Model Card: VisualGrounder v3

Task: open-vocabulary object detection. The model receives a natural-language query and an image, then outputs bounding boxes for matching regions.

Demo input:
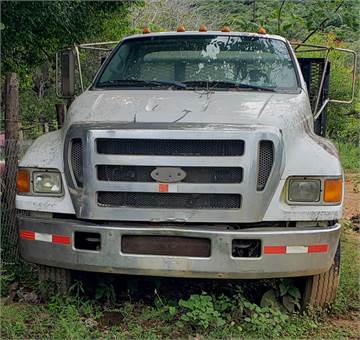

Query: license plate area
[121,235,211,257]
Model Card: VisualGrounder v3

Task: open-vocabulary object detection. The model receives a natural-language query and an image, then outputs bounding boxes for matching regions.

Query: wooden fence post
[2,72,20,262]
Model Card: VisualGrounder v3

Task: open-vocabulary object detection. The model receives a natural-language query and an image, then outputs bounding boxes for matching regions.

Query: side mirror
[61,50,75,98]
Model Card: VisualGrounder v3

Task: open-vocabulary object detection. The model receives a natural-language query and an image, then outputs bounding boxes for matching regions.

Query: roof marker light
[258,26,267,34]
[143,27,151,34]
[221,26,231,32]
[177,25,186,32]
[199,24,207,32]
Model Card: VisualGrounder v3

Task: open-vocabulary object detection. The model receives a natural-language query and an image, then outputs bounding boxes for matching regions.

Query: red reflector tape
[264,246,287,254]
[264,244,329,254]
[159,183,168,192]
[19,230,71,245]
[19,230,35,240]
[308,244,328,253]
[52,234,71,245]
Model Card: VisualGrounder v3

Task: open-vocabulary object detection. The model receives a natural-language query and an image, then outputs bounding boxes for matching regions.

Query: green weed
[178,292,226,331]
[332,228,360,313]
[336,142,360,172]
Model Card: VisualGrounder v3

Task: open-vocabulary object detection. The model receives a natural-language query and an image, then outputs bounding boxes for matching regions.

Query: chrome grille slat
[93,182,244,194]
[93,155,243,167]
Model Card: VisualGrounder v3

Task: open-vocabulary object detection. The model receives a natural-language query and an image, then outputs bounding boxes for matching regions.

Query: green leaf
[288,286,301,300]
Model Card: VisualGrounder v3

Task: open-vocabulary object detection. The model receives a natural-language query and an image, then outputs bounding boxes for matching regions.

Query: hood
[65,89,311,130]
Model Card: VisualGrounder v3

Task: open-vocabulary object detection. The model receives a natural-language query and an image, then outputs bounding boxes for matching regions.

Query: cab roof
[122,31,288,43]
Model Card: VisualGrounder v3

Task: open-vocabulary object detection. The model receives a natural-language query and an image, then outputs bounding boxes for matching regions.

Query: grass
[336,142,360,173]
[1,227,359,339]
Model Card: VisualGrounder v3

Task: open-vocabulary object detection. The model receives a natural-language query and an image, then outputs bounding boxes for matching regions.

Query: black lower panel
[121,235,211,257]
[97,192,241,209]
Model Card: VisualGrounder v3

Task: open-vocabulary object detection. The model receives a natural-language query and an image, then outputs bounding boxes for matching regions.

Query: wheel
[302,243,340,308]
[38,264,72,298]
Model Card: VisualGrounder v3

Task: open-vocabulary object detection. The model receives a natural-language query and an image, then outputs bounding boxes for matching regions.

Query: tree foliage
[132,0,359,42]
[1,1,134,75]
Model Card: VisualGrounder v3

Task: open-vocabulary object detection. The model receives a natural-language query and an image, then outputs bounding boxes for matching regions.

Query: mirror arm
[329,48,357,105]
[314,98,330,120]
[313,49,331,115]
[74,44,84,93]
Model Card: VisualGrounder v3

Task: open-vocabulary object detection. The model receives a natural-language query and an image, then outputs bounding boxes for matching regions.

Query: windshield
[96,35,299,92]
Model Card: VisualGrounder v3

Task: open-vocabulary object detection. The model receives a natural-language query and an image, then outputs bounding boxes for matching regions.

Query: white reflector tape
[35,232,52,242]
[286,246,308,254]
[20,230,71,245]
[168,184,178,192]
[264,243,328,254]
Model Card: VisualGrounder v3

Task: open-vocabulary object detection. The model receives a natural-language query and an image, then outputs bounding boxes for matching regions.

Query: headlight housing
[286,177,342,205]
[17,168,63,196]
[288,179,321,202]
[33,171,62,194]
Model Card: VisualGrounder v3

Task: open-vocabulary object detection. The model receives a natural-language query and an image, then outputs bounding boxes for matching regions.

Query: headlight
[33,171,62,194]
[288,179,321,202]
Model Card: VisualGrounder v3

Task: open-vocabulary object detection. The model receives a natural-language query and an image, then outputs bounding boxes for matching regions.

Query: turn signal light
[199,24,207,32]
[324,178,342,203]
[16,169,30,193]
[177,25,186,32]
[221,26,231,32]
[258,27,267,34]
[143,27,151,34]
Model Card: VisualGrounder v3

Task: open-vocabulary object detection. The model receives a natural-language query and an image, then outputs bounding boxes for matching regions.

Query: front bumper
[18,216,340,279]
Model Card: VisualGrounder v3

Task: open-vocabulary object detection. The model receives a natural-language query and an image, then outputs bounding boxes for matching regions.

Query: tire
[302,243,340,308]
[38,265,72,297]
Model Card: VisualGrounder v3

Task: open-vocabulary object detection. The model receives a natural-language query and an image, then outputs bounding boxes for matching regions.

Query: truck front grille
[97,165,243,184]
[97,138,244,156]
[97,192,241,209]
[65,124,282,222]
[257,140,274,191]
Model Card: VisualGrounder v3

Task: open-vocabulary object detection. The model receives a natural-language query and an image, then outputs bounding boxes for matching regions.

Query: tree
[1,1,134,76]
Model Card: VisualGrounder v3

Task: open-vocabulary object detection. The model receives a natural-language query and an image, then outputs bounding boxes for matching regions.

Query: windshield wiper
[97,79,187,89]
[183,80,277,92]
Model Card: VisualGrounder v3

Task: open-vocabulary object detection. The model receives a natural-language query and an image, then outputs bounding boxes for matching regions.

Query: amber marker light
[16,169,30,193]
[258,26,267,34]
[177,25,186,32]
[143,27,151,34]
[221,26,231,32]
[199,24,207,32]
[323,178,343,203]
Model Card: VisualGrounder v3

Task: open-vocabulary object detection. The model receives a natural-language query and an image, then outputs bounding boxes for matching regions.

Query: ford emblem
[151,167,186,183]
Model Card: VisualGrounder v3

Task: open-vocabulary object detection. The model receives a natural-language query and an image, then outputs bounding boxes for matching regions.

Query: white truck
[16,29,357,306]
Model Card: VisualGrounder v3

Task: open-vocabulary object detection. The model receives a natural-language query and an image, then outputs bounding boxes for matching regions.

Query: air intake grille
[70,139,83,187]
[97,192,241,209]
[257,141,274,191]
[97,138,244,156]
[97,165,243,184]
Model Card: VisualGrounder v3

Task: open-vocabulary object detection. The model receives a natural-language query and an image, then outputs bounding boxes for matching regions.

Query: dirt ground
[331,174,359,336]
[343,174,359,220]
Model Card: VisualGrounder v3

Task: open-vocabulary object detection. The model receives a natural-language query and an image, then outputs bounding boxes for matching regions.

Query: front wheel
[302,243,340,307]
[38,265,72,299]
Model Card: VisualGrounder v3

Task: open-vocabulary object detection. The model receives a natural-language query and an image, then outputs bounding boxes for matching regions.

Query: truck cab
[16,30,356,305]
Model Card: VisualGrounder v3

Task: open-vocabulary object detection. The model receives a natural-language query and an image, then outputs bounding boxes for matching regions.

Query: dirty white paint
[16,32,342,221]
